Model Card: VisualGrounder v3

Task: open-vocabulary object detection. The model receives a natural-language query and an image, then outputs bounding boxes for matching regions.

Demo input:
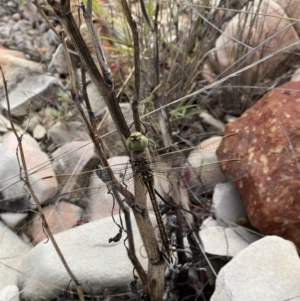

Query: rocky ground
[1,0,300,301]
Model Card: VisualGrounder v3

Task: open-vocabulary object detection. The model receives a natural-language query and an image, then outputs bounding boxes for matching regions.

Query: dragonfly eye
[126,132,149,151]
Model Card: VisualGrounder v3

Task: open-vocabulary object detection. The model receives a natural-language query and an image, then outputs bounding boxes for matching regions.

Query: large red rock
[221,81,300,248]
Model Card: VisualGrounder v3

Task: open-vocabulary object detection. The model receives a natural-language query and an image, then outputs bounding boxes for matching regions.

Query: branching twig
[47,0,130,144]
[59,29,148,287]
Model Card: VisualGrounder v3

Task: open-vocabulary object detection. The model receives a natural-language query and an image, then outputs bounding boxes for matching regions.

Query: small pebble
[12,13,20,22]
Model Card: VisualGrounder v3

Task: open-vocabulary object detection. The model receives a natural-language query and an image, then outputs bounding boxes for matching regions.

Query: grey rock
[18,213,154,300]
[0,48,45,90]
[50,140,98,208]
[211,236,300,301]
[0,131,58,211]
[47,121,90,146]
[2,75,59,116]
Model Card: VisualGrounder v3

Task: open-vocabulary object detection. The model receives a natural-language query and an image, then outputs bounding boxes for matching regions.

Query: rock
[1,75,60,117]
[0,131,58,211]
[0,114,22,134]
[204,0,299,84]
[27,201,83,243]
[97,104,132,156]
[0,221,31,290]
[200,226,260,257]
[274,0,300,35]
[212,183,247,227]
[52,45,80,75]
[85,81,106,114]
[0,212,27,229]
[0,46,45,89]
[63,155,156,222]
[199,112,225,131]
[50,140,98,209]
[47,121,90,146]
[186,136,221,172]
[86,156,131,221]
[52,140,98,175]
[32,124,46,140]
[21,114,41,135]
[18,213,154,300]
[0,285,19,301]
[221,81,300,249]
[291,67,300,82]
[210,236,300,301]
[185,134,255,194]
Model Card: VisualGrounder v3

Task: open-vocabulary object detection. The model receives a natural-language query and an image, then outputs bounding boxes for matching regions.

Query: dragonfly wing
[185,159,256,194]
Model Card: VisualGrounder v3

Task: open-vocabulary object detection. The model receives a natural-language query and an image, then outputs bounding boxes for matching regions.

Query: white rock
[211,236,300,301]
[86,81,106,113]
[87,156,153,221]
[33,124,46,140]
[0,285,20,301]
[0,131,58,210]
[200,226,260,257]
[87,156,131,221]
[0,115,22,134]
[0,222,31,290]
[199,112,225,131]
[18,213,155,300]
[185,136,222,192]
[212,183,247,227]
[0,212,27,229]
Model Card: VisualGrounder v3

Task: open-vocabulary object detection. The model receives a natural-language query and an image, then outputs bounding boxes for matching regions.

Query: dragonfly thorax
[131,158,154,184]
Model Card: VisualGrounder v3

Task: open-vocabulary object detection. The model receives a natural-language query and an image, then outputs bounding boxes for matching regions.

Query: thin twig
[59,26,148,287]
[47,0,130,143]
[0,66,86,301]
[81,1,113,83]
[120,0,141,132]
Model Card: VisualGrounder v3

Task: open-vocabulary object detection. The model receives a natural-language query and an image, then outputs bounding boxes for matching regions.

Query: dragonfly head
[126,132,149,152]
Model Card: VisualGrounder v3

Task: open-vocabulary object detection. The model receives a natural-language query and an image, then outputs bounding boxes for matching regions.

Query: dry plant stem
[151,3,172,146]
[121,2,166,299]
[46,1,166,297]
[59,32,148,286]
[47,0,130,143]
[82,1,113,83]
[0,66,86,301]
[120,0,141,132]
[80,66,97,132]
[32,0,60,37]
[140,4,177,143]
[133,165,165,300]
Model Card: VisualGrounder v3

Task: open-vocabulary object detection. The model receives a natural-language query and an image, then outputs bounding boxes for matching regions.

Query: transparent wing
[0,132,255,219]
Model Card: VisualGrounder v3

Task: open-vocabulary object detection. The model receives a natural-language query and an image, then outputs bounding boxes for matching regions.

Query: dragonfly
[0,131,256,266]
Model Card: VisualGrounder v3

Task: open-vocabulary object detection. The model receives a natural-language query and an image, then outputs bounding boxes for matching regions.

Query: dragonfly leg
[123,198,147,217]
